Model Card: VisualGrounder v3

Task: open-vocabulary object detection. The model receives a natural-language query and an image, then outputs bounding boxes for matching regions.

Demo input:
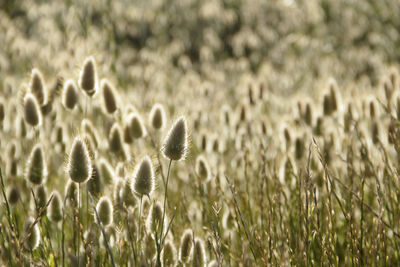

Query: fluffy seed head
[96,196,113,226]
[7,185,20,206]
[162,240,177,266]
[65,180,78,206]
[24,217,40,250]
[146,201,164,235]
[195,155,210,181]
[26,144,47,185]
[79,56,98,96]
[35,185,48,213]
[99,158,114,185]
[109,123,124,154]
[131,156,154,197]
[67,136,92,184]
[161,116,188,161]
[29,68,47,106]
[149,103,166,130]
[87,164,102,197]
[49,191,63,223]
[101,79,118,114]
[24,93,42,127]
[62,79,78,110]
[192,238,206,267]
[179,229,193,263]
[121,178,137,208]
[128,112,146,139]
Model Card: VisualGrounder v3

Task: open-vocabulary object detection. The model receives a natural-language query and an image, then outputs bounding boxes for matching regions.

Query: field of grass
[1,0,400,266]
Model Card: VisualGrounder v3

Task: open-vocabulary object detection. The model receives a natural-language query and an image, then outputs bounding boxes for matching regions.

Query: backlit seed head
[121,178,137,208]
[195,155,210,181]
[109,123,124,154]
[161,116,188,161]
[62,79,78,110]
[149,103,166,130]
[113,178,124,208]
[29,68,47,106]
[24,217,40,250]
[208,260,218,267]
[81,119,99,148]
[179,229,193,263]
[67,136,92,184]
[162,240,177,266]
[96,196,113,226]
[192,238,206,267]
[131,156,154,197]
[99,158,114,185]
[49,191,63,223]
[87,164,102,198]
[35,185,48,213]
[79,56,98,96]
[101,79,118,114]
[7,185,20,206]
[65,180,78,206]
[123,123,133,144]
[26,144,47,185]
[128,112,146,139]
[24,93,42,127]
[146,201,164,235]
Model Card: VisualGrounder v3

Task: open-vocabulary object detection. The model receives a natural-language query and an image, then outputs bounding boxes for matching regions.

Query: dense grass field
[1,0,400,266]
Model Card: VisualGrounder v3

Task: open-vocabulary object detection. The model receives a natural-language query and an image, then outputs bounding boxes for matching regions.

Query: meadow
[1,0,400,266]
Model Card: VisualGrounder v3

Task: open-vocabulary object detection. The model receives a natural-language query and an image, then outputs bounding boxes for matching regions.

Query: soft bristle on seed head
[67,136,92,184]
[62,79,78,110]
[87,164,102,197]
[161,116,188,161]
[179,229,193,263]
[79,56,97,96]
[24,92,42,127]
[101,79,118,114]
[26,144,47,185]
[29,68,47,106]
[131,156,154,197]
[96,196,113,226]
[149,103,166,130]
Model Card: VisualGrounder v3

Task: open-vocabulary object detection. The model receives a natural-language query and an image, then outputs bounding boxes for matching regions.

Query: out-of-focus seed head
[149,103,166,130]
[179,229,193,263]
[35,185,48,213]
[79,56,98,97]
[65,179,78,207]
[26,144,47,185]
[113,178,124,209]
[195,155,210,181]
[162,240,177,266]
[121,178,137,208]
[49,191,63,223]
[161,116,188,161]
[24,217,40,250]
[87,164,102,198]
[7,185,20,206]
[146,201,163,235]
[99,158,114,185]
[24,93,42,127]
[29,68,47,106]
[123,123,133,144]
[131,156,154,197]
[192,238,206,267]
[81,119,99,148]
[96,196,113,226]
[67,136,92,184]
[128,112,146,139]
[62,79,78,110]
[109,123,124,154]
[101,79,118,114]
